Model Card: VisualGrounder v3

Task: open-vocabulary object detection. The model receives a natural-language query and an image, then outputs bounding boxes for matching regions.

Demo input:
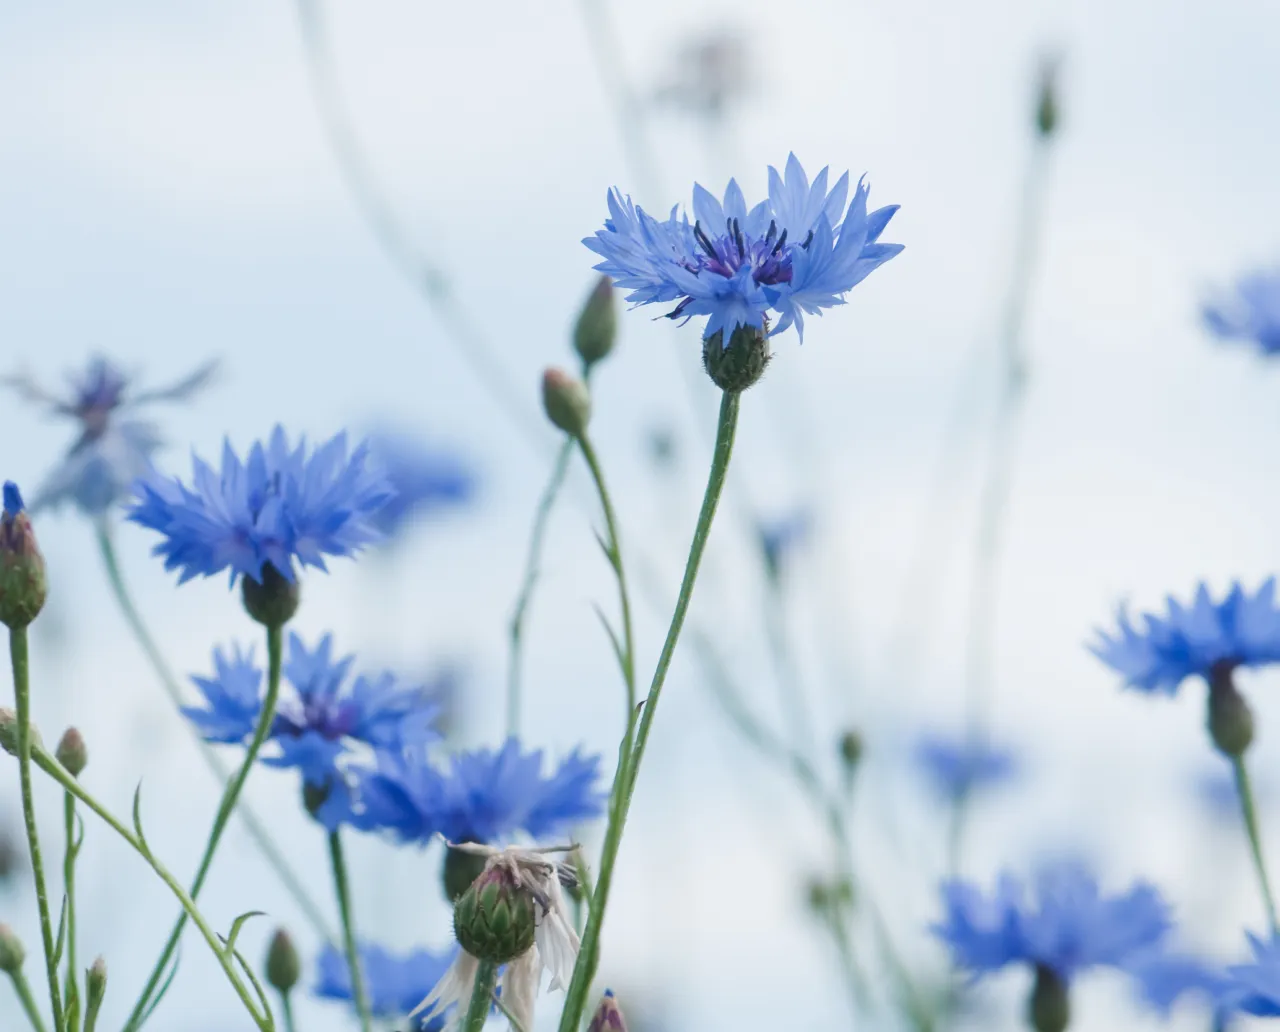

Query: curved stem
[10,628,64,1031]
[94,524,332,943]
[125,624,285,1030]
[462,961,497,1032]
[558,390,740,1032]
[1233,755,1279,933]
[327,831,371,1032]
[8,969,50,1032]
[61,792,79,1032]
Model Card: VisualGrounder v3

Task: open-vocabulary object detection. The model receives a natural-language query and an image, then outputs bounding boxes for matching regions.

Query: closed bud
[1208,665,1254,758]
[542,368,592,437]
[0,707,39,756]
[0,923,25,973]
[839,729,863,772]
[1034,57,1061,138]
[442,843,488,903]
[56,727,88,777]
[1027,964,1069,1032]
[702,322,770,392]
[574,276,618,368]
[265,929,300,994]
[453,862,537,964]
[241,562,300,628]
[0,483,47,629]
[85,956,108,1022]
[589,990,629,1032]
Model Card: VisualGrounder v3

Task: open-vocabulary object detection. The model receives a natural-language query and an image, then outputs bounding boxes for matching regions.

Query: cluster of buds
[542,276,618,439]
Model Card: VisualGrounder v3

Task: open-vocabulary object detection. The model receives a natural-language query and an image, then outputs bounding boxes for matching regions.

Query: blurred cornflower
[585,153,902,341]
[354,738,604,845]
[1127,949,1239,1023]
[757,509,811,582]
[183,632,442,828]
[3,355,216,515]
[1223,932,1280,1017]
[1203,268,1280,356]
[315,941,456,1031]
[367,429,475,541]
[129,426,393,585]
[914,733,1018,802]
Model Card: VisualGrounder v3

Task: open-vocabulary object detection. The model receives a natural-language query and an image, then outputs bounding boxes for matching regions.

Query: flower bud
[453,862,537,964]
[1034,57,1060,138]
[0,923,25,973]
[442,843,488,903]
[85,956,108,1020]
[589,990,629,1032]
[0,707,40,756]
[574,276,618,368]
[55,727,88,777]
[839,729,863,773]
[241,562,300,628]
[1208,666,1254,757]
[1027,964,1069,1032]
[0,483,47,629]
[542,368,592,437]
[702,322,770,393]
[265,929,300,994]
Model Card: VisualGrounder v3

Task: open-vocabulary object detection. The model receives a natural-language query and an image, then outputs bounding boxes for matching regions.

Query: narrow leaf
[52,893,69,965]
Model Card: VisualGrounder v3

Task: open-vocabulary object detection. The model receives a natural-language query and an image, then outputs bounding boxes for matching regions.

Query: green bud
[0,923,25,973]
[442,843,488,903]
[574,276,618,368]
[839,729,863,776]
[1208,665,1254,758]
[241,562,299,628]
[0,483,47,629]
[0,707,40,756]
[1034,57,1060,138]
[1027,964,1069,1032]
[589,990,629,1032]
[542,368,592,437]
[453,863,537,964]
[84,956,107,1026]
[56,727,88,777]
[265,929,300,994]
[702,322,770,393]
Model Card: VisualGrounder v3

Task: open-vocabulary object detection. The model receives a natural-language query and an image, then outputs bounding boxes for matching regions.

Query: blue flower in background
[315,941,456,1031]
[354,738,605,844]
[183,632,442,828]
[129,426,394,584]
[367,429,476,540]
[584,153,902,341]
[1203,268,1280,356]
[3,355,216,516]
[1127,950,1238,1022]
[914,734,1018,801]
[1090,580,1280,695]
[757,509,811,580]
[1223,933,1280,1017]
[933,860,1171,984]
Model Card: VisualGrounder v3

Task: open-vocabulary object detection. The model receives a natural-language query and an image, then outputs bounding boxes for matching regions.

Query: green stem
[124,623,286,1031]
[94,523,332,943]
[1233,755,1279,933]
[278,994,296,1032]
[22,743,268,1028]
[10,628,64,1031]
[462,961,497,1032]
[328,831,371,1032]
[558,390,740,1032]
[8,969,50,1032]
[62,793,79,1032]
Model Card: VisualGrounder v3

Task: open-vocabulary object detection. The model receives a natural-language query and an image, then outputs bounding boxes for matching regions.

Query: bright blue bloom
[315,941,456,1031]
[1090,579,1280,695]
[354,738,605,844]
[3,356,216,515]
[1203,268,1280,356]
[368,430,475,540]
[933,860,1172,984]
[3,484,21,518]
[183,632,442,829]
[584,153,902,341]
[914,734,1017,801]
[129,426,394,584]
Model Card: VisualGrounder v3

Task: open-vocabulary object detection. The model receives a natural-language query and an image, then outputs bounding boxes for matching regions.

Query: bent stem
[94,523,332,942]
[125,623,286,1030]
[1233,755,1279,933]
[8,968,50,1032]
[558,390,740,1032]
[462,961,497,1032]
[328,831,371,1032]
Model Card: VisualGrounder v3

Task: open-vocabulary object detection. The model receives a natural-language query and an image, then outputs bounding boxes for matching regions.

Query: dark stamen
[802,229,814,250]
[771,228,788,255]
[693,222,719,261]
[732,218,745,260]
[764,219,777,247]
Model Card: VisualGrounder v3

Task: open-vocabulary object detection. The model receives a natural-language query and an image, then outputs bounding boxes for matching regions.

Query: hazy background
[2,0,1280,1028]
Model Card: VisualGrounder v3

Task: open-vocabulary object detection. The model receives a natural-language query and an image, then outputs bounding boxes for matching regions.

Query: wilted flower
[367,430,475,541]
[3,356,216,515]
[914,733,1018,802]
[315,941,456,1031]
[1203,268,1280,356]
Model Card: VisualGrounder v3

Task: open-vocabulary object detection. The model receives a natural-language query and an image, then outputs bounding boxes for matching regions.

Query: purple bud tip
[604,990,615,998]
[1,483,21,518]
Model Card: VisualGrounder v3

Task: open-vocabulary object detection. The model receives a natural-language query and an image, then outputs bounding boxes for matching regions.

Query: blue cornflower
[1090,580,1280,695]
[933,860,1171,985]
[914,733,1017,802]
[584,153,902,341]
[129,426,394,584]
[354,738,605,845]
[757,509,811,580]
[1223,932,1280,1017]
[367,429,475,540]
[3,356,216,516]
[1127,949,1239,1023]
[1203,268,1280,356]
[183,632,442,828]
[315,941,456,1031]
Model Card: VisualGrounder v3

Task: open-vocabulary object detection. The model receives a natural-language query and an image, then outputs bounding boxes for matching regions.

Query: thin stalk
[61,793,79,1032]
[558,391,740,1032]
[1233,755,1279,933]
[94,523,332,942]
[462,961,497,1032]
[10,628,64,1031]
[8,969,50,1032]
[328,831,371,1032]
[278,994,296,1032]
[124,624,285,1030]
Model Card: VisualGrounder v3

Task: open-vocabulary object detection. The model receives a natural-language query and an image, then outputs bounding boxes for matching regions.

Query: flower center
[689,217,801,288]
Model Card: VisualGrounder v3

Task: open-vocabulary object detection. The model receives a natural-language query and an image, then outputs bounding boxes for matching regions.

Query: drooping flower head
[914,733,1018,802]
[585,153,902,343]
[1203,268,1280,357]
[183,632,443,828]
[367,430,475,541]
[129,426,394,585]
[315,942,457,1031]
[3,356,216,515]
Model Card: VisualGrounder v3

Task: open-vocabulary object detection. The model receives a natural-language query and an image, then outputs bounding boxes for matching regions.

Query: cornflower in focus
[315,941,456,1031]
[367,429,476,541]
[1203,268,1280,356]
[3,355,216,515]
[914,733,1018,802]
